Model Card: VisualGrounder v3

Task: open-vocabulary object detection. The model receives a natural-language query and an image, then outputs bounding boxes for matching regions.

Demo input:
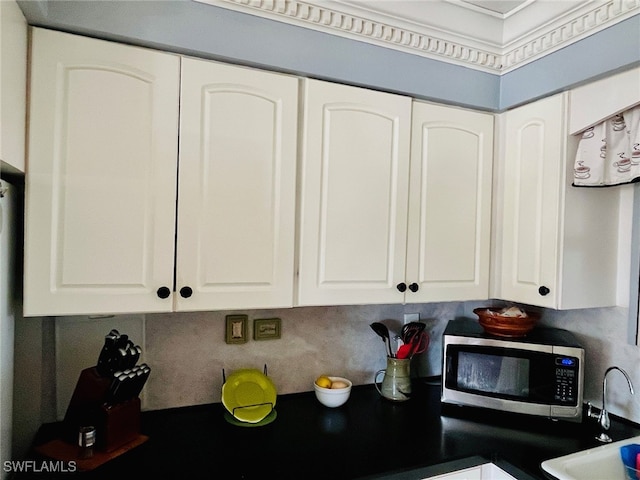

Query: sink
[541,435,640,480]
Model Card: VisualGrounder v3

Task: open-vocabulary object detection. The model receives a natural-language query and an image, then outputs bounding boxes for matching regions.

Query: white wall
[539,307,640,422]
[0,181,16,478]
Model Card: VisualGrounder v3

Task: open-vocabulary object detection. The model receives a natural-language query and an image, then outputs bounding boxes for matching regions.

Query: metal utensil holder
[230,402,275,419]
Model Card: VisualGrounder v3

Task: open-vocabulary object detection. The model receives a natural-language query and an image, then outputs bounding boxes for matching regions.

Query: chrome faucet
[587,366,634,443]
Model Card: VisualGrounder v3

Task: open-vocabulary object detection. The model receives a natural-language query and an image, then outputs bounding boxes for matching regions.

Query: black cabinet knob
[180,286,193,298]
[396,283,407,293]
[408,283,419,293]
[156,286,171,299]
[538,286,550,296]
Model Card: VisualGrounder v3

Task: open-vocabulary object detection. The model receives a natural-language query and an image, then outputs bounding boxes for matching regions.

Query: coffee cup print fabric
[573,106,640,187]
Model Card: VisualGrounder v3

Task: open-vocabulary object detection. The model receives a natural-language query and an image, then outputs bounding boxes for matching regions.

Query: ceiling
[198,0,640,73]
[459,0,529,15]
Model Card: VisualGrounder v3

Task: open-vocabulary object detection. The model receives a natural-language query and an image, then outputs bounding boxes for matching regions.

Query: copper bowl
[473,307,539,337]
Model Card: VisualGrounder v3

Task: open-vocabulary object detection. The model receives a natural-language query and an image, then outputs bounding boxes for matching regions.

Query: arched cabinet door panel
[497,94,564,308]
[406,102,494,302]
[24,29,179,316]
[175,57,298,311]
[297,78,412,306]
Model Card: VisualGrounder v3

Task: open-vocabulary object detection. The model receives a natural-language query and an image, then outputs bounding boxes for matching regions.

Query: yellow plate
[224,409,277,427]
[222,369,277,423]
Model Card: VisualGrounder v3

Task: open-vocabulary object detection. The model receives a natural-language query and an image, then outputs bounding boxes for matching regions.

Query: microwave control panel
[554,356,580,405]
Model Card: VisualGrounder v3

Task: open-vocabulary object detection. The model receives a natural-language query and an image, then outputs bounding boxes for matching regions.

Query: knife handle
[131,366,151,399]
[104,372,128,406]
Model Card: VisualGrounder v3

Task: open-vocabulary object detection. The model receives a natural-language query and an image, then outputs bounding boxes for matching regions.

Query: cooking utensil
[401,321,425,344]
[408,331,429,357]
[396,331,429,359]
[396,322,430,359]
[370,322,393,357]
[395,343,412,359]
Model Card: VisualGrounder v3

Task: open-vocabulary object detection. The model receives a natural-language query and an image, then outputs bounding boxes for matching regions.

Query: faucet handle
[587,401,610,429]
[600,409,611,431]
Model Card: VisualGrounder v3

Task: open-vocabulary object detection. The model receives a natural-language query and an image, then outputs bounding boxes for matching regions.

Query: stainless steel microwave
[441,319,585,422]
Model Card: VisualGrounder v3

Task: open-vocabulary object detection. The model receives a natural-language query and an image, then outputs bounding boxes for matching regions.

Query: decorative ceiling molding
[197,0,640,74]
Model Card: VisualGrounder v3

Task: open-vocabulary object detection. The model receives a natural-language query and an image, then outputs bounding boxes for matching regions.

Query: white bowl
[314,376,352,408]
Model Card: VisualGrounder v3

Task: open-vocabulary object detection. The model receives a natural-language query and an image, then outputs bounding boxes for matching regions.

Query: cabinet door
[297,79,412,306]
[497,94,565,308]
[24,29,179,316]
[175,58,298,311]
[0,0,27,173]
[406,102,493,302]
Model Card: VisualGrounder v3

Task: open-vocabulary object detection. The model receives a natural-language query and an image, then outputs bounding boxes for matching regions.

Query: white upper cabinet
[25,29,627,315]
[0,0,27,173]
[24,29,300,316]
[297,82,493,307]
[494,93,622,309]
[297,79,412,306]
[175,57,298,311]
[24,29,180,316]
[495,94,564,308]
[407,102,493,302]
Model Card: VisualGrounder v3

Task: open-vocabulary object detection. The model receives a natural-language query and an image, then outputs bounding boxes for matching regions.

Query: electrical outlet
[404,313,419,324]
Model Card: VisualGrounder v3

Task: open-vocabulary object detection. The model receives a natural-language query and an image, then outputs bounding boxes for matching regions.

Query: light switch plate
[253,318,281,340]
[225,315,248,344]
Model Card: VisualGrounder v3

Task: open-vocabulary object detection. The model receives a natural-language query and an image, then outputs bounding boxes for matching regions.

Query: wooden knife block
[99,398,141,452]
[64,367,142,452]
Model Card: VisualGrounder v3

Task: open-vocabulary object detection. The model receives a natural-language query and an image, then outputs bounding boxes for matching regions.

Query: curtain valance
[573,105,640,187]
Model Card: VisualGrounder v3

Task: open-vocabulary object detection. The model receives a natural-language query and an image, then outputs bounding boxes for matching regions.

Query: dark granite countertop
[18,379,640,479]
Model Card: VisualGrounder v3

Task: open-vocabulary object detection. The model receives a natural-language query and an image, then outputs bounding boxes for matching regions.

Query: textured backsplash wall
[12,301,639,459]
[538,306,640,423]
[43,301,639,417]
[142,302,475,411]
[39,302,483,419]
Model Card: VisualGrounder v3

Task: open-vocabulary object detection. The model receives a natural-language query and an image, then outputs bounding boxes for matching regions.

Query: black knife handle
[104,372,128,406]
[96,332,119,376]
[131,366,151,399]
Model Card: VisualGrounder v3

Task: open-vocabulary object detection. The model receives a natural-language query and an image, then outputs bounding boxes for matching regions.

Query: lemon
[315,375,332,388]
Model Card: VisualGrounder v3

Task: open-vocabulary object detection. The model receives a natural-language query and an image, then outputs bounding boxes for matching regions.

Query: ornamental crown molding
[196,0,640,74]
